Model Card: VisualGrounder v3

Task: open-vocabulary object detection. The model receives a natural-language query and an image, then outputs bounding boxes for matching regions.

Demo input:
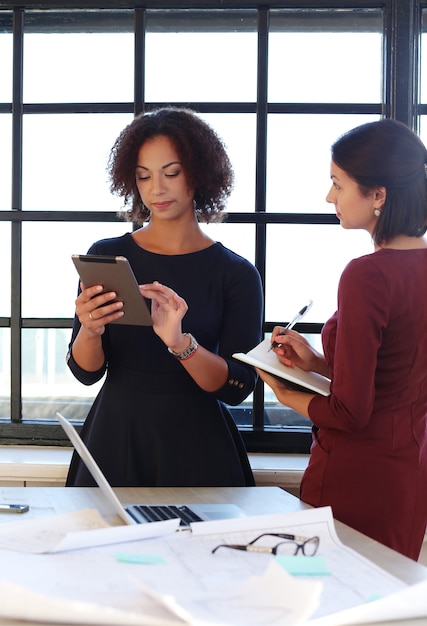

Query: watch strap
[168,333,199,360]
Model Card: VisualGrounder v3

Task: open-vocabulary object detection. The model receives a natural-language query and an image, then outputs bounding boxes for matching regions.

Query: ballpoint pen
[268,299,313,351]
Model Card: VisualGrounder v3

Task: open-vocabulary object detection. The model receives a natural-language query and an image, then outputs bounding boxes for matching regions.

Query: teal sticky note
[115,551,165,565]
[367,594,382,602]
[276,555,330,576]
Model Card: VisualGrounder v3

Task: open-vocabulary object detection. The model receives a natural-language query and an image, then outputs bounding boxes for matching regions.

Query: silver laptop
[57,413,245,529]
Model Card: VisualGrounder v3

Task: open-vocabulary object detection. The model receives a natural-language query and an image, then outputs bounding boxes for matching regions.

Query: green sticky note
[276,555,330,576]
[115,551,165,565]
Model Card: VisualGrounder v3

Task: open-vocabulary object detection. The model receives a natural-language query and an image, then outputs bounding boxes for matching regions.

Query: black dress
[66,233,263,487]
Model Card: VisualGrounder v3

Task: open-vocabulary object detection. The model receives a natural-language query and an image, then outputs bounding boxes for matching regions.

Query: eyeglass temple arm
[212,544,248,554]
[258,533,317,543]
[212,543,275,554]
[267,533,310,542]
[246,545,275,554]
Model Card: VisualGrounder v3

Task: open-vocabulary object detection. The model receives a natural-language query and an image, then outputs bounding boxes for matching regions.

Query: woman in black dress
[66,107,263,487]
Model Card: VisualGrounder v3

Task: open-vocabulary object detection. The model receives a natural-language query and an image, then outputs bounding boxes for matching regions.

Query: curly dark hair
[107,107,234,224]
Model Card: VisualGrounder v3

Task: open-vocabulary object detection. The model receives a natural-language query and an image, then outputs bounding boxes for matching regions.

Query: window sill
[0,446,73,486]
[0,446,309,490]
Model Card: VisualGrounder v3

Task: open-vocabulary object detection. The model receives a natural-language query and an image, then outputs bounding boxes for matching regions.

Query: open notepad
[233,338,331,396]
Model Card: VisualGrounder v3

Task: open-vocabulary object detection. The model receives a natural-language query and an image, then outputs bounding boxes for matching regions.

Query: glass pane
[266,114,381,213]
[22,113,133,211]
[22,222,132,318]
[265,224,374,322]
[0,24,12,102]
[200,113,256,213]
[263,330,322,429]
[145,10,257,102]
[0,223,11,317]
[200,223,255,265]
[23,13,134,103]
[22,328,103,422]
[229,401,253,428]
[420,14,427,102]
[419,117,427,147]
[0,329,10,419]
[269,10,383,103]
[0,115,12,210]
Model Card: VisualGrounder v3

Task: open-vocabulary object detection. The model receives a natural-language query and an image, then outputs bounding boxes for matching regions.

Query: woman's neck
[132,218,214,255]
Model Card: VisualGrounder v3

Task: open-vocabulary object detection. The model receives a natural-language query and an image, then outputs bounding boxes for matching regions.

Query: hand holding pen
[268,300,313,352]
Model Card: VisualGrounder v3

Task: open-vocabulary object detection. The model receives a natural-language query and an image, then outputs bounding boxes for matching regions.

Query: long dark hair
[331,119,427,245]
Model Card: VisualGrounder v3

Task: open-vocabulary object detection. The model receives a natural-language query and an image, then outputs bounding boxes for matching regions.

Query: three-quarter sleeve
[66,344,107,386]
[66,241,108,385]
[211,257,263,406]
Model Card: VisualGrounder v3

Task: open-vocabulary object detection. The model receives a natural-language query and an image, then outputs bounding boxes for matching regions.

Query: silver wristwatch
[168,333,199,360]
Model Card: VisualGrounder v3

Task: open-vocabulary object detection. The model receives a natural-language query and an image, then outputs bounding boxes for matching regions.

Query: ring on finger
[89,312,93,320]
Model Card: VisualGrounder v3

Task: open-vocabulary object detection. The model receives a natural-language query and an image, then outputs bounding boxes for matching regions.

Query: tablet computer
[72,254,152,326]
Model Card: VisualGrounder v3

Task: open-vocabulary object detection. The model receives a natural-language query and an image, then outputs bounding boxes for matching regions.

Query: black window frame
[0,0,423,450]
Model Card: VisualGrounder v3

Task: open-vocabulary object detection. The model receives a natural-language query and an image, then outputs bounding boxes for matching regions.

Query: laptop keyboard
[125,504,204,527]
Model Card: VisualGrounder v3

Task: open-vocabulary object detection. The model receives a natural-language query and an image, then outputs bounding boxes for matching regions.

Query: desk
[0,485,426,626]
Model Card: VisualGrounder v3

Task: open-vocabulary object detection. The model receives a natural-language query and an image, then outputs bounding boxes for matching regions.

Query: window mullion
[389,0,418,127]
[253,6,269,430]
[10,8,24,423]
[134,7,145,116]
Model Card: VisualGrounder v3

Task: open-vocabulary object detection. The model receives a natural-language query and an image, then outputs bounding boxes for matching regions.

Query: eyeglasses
[212,533,320,557]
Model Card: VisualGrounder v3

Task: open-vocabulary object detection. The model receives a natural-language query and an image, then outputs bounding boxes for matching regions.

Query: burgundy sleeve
[308,257,390,431]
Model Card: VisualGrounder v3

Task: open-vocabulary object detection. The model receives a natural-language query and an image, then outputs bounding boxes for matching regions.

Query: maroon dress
[302,248,427,560]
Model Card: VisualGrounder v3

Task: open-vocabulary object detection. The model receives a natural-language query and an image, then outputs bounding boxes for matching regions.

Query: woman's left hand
[256,368,294,399]
[256,368,313,419]
[139,281,188,348]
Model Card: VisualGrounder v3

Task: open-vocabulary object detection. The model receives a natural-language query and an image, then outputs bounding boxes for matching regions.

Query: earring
[374,208,381,217]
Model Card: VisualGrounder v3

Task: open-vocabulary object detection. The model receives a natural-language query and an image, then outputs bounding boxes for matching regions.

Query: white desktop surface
[0,485,425,626]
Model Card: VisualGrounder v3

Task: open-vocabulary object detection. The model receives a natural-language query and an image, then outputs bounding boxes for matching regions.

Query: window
[419,6,427,143]
[0,1,422,451]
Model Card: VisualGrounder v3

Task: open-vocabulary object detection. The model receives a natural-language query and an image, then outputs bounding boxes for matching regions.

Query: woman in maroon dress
[258,119,427,560]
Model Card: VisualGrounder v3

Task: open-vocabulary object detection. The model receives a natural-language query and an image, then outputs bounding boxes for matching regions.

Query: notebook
[233,338,331,396]
[56,413,245,529]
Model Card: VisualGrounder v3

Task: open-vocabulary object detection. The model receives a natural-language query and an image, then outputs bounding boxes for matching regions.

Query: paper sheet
[0,580,189,626]
[307,578,427,625]
[0,554,321,625]
[0,506,420,626]
[0,508,179,553]
[187,559,322,625]
[185,507,407,621]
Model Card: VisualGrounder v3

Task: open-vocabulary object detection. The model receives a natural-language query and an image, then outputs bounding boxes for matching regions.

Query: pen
[268,299,313,351]
[0,503,29,513]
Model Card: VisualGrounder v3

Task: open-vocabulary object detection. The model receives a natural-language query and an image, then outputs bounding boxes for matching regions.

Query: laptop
[56,413,245,529]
